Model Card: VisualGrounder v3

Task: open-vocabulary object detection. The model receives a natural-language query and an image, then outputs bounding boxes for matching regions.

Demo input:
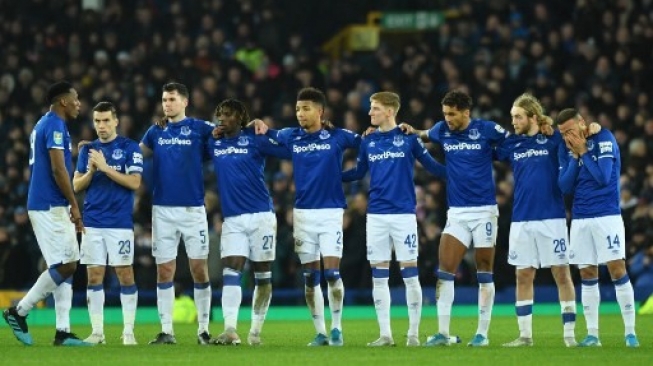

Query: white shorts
[80,227,135,266]
[443,206,498,249]
[569,215,626,265]
[28,207,79,266]
[366,213,418,262]
[152,205,209,264]
[221,211,276,262]
[293,208,344,264]
[508,219,569,268]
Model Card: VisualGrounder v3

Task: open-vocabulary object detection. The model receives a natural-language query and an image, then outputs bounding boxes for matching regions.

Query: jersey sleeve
[414,137,447,179]
[340,128,361,149]
[46,119,67,150]
[485,121,510,144]
[141,125,157,150]
[76,145,90,173]
[255,135,292,159]
[265,128,293,146]
[126,142,144,175]
[341,141,368,182]
[494,137,512,162]
[199,120,216,138]
[426,122,444,143]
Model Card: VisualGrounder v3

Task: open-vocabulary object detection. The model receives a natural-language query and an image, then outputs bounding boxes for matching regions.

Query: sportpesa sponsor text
[513,149,549,161]
[292,143,331,153]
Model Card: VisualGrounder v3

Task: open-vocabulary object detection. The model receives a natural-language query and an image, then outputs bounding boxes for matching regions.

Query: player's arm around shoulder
[399,122,431,142]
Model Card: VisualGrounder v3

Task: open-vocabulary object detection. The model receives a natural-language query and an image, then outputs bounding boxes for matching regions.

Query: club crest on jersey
[214,139,222,146]
[536,134,548,144]
[180,126,191,136]
[237,136,249,146]
[392,135,404,147]
[468,129,480,140]
[53,131,63,145]
[112,149,123,160]
[586,140,595,151]
[368,141,375,148]
[319,130,330,140]
[444,132,451,137]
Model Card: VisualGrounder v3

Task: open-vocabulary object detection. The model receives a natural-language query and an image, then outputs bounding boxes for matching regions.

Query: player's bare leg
[425,234,466,346]
[551,265,576,346]
[303,260,328,346]
[248,261,272,346]
[115,265,138,345]
[149,260,177,344]
[503,267,535,347]
[606,259,638,347]
[214,256,245,346]
[189,258,212,344]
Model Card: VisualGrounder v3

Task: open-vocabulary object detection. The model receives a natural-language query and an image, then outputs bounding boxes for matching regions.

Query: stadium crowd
[1,0,652,301]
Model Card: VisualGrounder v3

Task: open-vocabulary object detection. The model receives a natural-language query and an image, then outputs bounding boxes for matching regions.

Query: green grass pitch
[1,309,650,365]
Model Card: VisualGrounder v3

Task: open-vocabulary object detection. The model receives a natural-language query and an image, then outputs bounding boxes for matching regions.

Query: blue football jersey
[266,127,360,209]
[558,129,621,219]
[77,136,143,229]
[427,119,509,208]
[209,129,291,217]
[141,117,215,206]
[496,130,566,221]
[27,111,74,210]
[342,127,446,214]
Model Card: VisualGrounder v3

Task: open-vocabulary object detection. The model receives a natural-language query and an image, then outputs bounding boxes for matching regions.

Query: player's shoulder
[117,136,141,150]
[594,128,615,141]
[198,118,216,128]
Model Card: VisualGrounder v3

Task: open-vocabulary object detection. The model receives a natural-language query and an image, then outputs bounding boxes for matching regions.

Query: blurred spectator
[0,0,652,296]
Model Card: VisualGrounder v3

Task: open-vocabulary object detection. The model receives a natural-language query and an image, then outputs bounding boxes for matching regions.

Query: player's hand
[69,206,85,233]
[89,149,109,172]
[362,126,377,137]
[588,122,601,136]
[564,131,587,157]
[77,140,91,151]
[539,124,554,136]
[398,123,415,135]
[322,119,335,130]
[253,119,269,135]
[212,125,225,139]
[155,117,168,129]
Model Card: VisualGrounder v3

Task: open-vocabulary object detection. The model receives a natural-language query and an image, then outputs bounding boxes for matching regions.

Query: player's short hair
[370,92,401,115]
[46,81,74,104]
[215,99,250,128]
[555,108,580,125]
[92,101,117,118]
[297,87,327,108]
[162,82,189,99]
[513,93,552,126]
[441,90,473,111]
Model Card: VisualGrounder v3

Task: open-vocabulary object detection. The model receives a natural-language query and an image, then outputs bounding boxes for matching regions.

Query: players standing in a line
[3,81,91,346]
[254,87,360,346]
[342,92,446,347]
[557,108,639,347]
[73,102,142,345]
[208,99,291,346]
[139,82,215,345]
[401,90,509,347]
[494,94,577,347]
